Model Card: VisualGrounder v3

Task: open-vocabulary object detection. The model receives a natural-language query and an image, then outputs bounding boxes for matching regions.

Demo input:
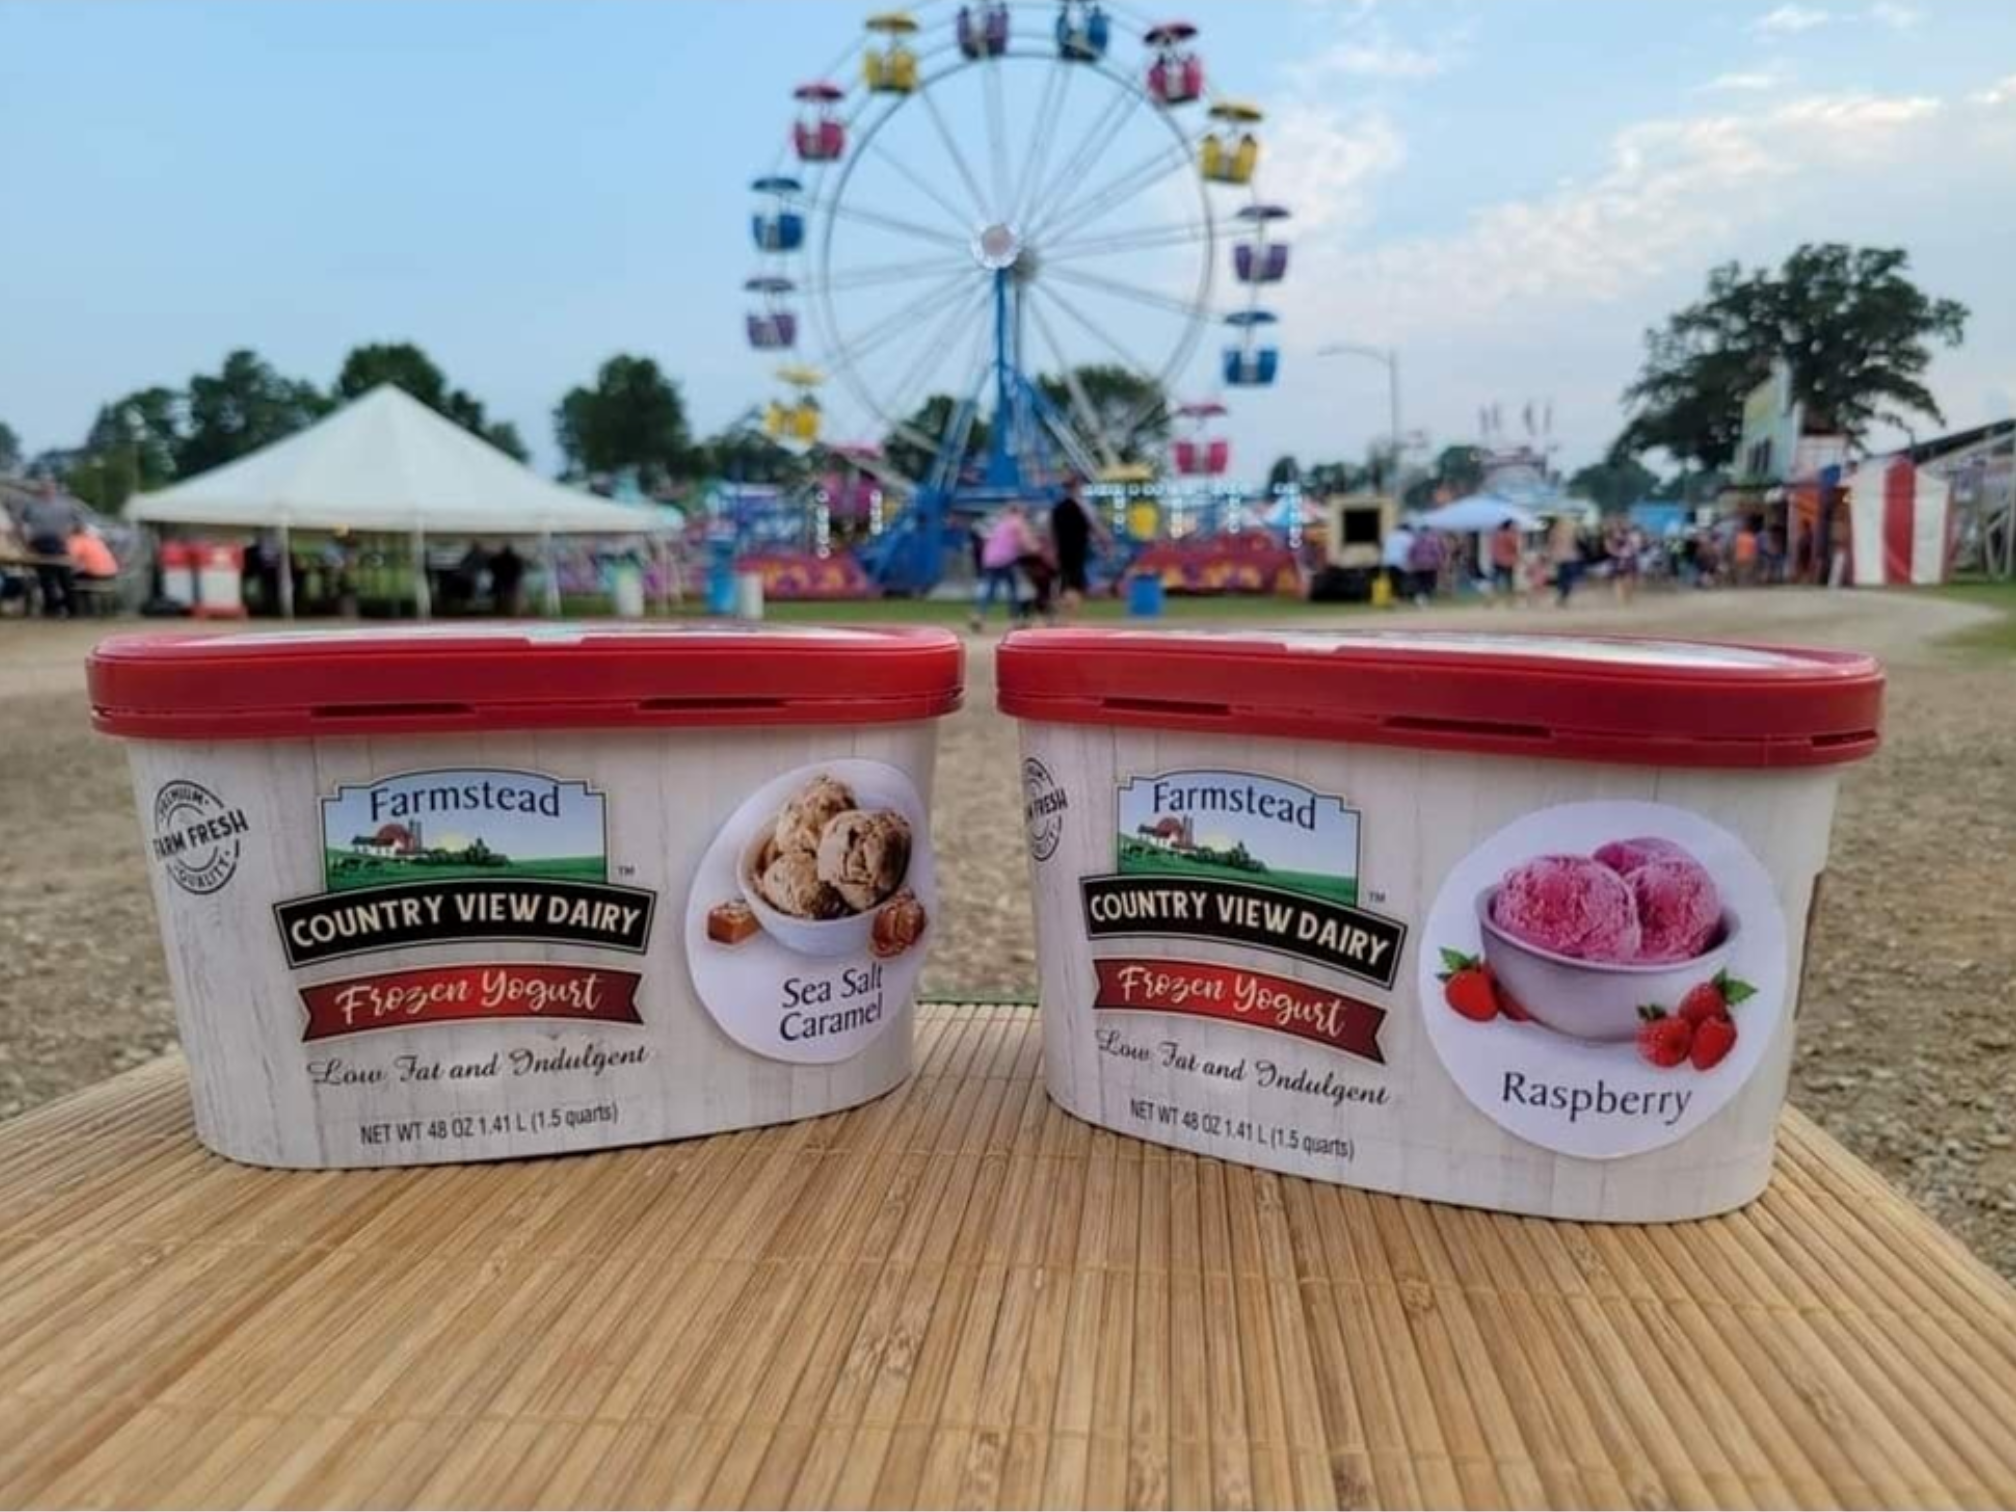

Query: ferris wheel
[740,1,1293,590]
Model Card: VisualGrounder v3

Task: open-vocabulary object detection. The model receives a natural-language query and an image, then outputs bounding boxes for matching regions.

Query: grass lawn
[1934,578,2016,657]
[323,852,607,892]
[1118,846,1360,906]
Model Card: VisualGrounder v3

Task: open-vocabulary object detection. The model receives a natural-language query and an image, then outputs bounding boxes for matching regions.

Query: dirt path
[6,589,2013,1275]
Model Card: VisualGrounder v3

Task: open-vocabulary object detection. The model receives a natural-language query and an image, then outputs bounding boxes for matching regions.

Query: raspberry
[1636,1007,1692,1068]
[1690,1015,1738,1071]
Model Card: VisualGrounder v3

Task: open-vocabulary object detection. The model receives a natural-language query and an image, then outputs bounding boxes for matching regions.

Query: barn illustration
[349,821,423,859]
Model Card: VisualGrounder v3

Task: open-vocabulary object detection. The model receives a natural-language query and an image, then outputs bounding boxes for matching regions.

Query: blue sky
[4,0,2014,481]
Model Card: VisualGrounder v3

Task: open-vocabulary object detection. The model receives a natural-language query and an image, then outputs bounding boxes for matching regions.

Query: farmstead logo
[273,768,655,968]
[1085,770,1405,987]
[319,769,608,891]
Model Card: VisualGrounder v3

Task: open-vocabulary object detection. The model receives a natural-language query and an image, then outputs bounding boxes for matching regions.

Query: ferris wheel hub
[971,222,1024,272]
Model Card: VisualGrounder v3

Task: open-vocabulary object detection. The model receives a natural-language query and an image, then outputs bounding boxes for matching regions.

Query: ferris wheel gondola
[736,1,1294,592]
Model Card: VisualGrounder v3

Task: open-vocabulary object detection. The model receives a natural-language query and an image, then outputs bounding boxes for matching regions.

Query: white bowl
[1476,886,1740,1042]
[738,829,883,959]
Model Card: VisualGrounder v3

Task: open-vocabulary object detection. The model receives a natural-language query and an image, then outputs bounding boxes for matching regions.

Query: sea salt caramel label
[685,758,935,1065]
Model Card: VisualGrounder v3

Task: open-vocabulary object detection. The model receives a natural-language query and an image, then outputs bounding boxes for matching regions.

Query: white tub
[90,623,962,1168]
[999,629,1883,1222]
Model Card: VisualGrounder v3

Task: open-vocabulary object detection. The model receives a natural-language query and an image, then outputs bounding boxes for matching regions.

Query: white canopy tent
[129,385,671,617]
[1417,494,1544,533]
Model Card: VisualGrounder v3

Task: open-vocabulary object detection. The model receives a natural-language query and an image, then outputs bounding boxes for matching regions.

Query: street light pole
[1317,342,1402,495]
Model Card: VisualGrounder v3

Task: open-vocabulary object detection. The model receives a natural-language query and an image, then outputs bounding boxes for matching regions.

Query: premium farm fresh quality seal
[999,628,1883,1222]
[90,623,961,1168]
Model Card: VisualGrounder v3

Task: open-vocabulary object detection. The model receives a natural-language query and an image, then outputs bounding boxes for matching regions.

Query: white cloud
[1869,1,1924,30]
[1970,73,2016,107]
[1256,104,1408,236]
[1753,4,1831,34]
[1699,69,1788,92]
[1308,39,1456,80]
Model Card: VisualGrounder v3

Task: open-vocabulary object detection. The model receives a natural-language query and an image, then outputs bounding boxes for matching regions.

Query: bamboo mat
[2,1004,2014,1510]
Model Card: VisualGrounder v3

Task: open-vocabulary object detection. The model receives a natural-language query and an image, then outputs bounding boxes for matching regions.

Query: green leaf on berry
[1714,970,1758,1007]
[1438,946,1480,981]
[1637,1003,1667,1022]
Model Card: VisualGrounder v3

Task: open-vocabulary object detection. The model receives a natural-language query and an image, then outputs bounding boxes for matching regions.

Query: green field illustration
[1117,835,1359,904]
[323,849,607,892]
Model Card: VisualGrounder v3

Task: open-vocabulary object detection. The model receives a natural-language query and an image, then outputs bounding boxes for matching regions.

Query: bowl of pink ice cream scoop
[1477,838,1737,1042]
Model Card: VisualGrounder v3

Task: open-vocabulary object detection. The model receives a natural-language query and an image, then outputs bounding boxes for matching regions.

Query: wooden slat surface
[1,1002,2013,1509]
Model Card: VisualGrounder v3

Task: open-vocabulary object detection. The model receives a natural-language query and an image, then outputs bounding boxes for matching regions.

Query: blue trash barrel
[705,538,738,616]
[1127,572,1165,618]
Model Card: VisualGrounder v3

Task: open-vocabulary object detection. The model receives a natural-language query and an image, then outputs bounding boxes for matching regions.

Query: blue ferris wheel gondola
[1056,1,1111,61]
[750,176,805,254]
[1223,309,1280,387]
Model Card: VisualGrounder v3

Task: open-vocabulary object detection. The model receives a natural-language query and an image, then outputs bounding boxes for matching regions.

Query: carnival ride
[735,1,1295,595]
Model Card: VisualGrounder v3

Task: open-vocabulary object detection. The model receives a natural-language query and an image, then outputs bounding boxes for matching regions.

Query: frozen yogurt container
[999,629,1882,1222]
[90,623,962,1168]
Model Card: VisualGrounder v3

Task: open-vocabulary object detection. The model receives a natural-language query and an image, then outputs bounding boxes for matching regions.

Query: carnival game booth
[129,385,669,618]
[1128,527,1301,596]
[1840,453,1954,587]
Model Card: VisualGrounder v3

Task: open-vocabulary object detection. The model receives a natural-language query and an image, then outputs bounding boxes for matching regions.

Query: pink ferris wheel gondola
[1145,20,1203,104]
[1172,399,1230,475]
[792,81,846,162]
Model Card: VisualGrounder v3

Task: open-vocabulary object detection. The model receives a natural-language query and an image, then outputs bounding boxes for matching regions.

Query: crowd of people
[1,479,123,618]
[1378,511,1792,610]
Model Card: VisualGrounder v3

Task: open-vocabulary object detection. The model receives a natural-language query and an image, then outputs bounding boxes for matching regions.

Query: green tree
[1614,244,1968,468]
[0,419,19,475]
[554,355,696,488]
[1266,455,1301,490]
[1567,456,1658,515]
[1035,364,1169,464]
[178,349,330,476]
[883,393,989,482]
[1304,459,1368,494]
[700,424,808,486]
[335,341,528,460]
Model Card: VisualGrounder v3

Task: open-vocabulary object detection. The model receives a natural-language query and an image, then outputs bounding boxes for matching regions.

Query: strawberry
[1678,970,1757,1027]
[1690,1015,1738,1071]
[1437,948,1499,1022]
[1636,1006,1692,1068]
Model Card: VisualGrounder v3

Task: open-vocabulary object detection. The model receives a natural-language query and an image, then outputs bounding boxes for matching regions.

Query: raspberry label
[1419,800,1788,1160]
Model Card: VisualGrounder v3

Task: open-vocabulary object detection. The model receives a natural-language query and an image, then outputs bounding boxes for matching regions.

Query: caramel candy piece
[870,889,928,959]
[707,899,761,946]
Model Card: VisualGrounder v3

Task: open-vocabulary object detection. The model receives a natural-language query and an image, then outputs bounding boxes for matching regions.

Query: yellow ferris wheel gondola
[864,11,920,94]
[766,365,825,444]
[1201,100,1263,185]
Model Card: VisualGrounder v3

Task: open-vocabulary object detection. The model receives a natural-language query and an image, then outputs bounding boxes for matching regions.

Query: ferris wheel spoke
[875,283,994,430]
[1029,282,1167,414]
[982,57,1012,221]
[1044,263,1211,320]
[806,253,974,294]
[1008,60,1071,228]
[1025,295,1121,468]
[1018,83,1139,242]
[1045,219,1217,261]
[864,137,986,236]
[1033,137,1202,245]
[915,82,994,224]
[826,270,976,372]
[816,196,973,253]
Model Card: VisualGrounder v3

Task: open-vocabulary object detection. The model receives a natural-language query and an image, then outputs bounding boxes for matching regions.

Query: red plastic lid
[997,629,1883,769]
[91,624,963,740]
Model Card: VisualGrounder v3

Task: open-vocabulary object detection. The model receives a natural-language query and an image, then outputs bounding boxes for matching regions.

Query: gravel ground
[5,589,2013,1277]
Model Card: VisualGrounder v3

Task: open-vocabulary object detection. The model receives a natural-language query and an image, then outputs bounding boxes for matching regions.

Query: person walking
[971,503,1038,632]
[1607,522,1640,605]
[1548,512,1582,608]
[1049,485,1099,622]
[1406,527,1446,606]
[1380,520,1416,604]
[1489,518,1522,604]
[21,479,84,618]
